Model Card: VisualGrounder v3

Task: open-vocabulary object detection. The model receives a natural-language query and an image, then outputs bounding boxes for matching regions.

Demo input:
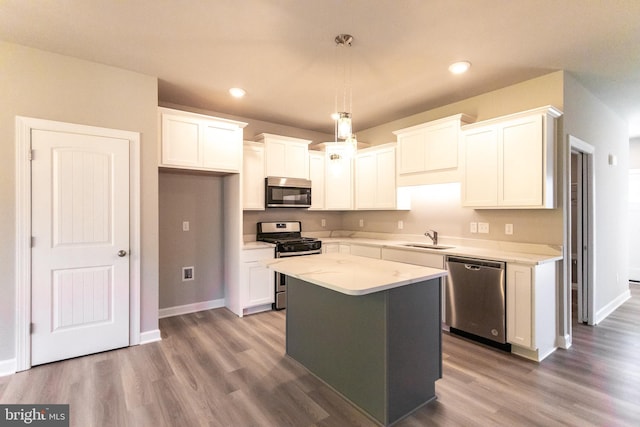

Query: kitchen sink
[401,243,454,250]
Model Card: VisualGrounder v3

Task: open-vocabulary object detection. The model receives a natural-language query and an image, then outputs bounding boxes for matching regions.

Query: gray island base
[286,275,442,426]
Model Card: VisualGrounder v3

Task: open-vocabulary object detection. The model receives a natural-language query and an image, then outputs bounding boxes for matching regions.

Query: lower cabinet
[506,262,557,361]
[322,242,351,254]
[349,244,381,259]
[240,248,275,316]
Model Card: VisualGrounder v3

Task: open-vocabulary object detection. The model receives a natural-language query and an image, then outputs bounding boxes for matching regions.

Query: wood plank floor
[2,284,639,426]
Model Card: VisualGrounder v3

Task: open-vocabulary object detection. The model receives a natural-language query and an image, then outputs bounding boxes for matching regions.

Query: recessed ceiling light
[229,87,246,98]
[448,61,471,75]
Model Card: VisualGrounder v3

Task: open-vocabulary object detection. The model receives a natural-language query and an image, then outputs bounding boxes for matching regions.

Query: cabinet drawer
[242,247,274,262]
[381,247,444,268]
[350,244,381,259]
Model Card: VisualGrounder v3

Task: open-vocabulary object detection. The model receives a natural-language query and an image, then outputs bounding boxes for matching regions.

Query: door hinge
[31,236,35,248]
[28,149,34,161]
[30,323,34,334]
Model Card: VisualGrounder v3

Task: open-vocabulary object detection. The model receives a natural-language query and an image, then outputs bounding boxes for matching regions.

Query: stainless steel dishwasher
[445,256,509,350]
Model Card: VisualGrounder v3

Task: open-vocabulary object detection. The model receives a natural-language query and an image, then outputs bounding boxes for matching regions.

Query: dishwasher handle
[446,256,505,270]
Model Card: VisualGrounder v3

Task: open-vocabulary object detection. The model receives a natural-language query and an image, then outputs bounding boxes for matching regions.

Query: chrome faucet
[424,229,438,245]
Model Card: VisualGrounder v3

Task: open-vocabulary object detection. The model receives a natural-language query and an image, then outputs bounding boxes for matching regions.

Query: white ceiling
[1,0,640,136]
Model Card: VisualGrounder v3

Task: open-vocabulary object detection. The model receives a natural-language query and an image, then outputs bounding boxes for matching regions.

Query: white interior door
[31,129,130,366]
[630,170,640,282]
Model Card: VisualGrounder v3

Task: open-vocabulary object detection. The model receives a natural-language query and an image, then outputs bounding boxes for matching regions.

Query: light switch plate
[478,222,489,233]
[397,220,403,230]
[470,222,478,233]
[182,221,190,231]
[505,224,513,235]
[321,219,326,227]
[359,219,364,227]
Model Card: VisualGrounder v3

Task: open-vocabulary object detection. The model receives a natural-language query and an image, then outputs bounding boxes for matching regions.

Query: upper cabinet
[308,150,326,210]
[159,107,247,173]
[355,143,397,210]
[255,133,311,179]
[324,146,354,210]
[242,141,265,210]
[461,106,562,209]
[393,114,474,186]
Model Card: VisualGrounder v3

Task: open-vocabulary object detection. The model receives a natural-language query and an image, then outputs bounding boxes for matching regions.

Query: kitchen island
[263,253,447,426]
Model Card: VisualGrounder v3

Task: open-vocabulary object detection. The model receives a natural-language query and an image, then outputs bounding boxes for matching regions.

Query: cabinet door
[246,262,274,307]
[398,130,426,174]
[425,120,459,171]
[243,143,265,210]
[375,147,397,209]
[265,140,287,177]
[506,264,533,348]
[325,151,353,210]
[161,114,201,168]
[462,126,498,206]
[355,152,376,209]
[286,143,309,179]
[499,115,543,206]
[202,123,241,172]
[309,151,325,210]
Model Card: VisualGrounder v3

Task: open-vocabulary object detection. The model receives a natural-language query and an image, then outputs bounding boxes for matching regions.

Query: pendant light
[329,33,357,160]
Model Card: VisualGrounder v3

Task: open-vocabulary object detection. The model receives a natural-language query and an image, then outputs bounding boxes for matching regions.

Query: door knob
[117,250,127,257]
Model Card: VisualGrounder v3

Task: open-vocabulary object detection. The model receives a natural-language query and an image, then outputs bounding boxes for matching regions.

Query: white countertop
[316,236,562,265]
[262,253,447,296]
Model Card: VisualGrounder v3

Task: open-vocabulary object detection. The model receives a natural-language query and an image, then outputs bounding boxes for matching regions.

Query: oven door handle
[277,250,322,257]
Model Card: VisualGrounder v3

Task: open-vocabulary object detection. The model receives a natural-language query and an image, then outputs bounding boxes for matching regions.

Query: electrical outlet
[505,224,513,235]
[359,219,364,227]
[182,266,194,281]
[397,220,403,230]
[182,221,190,231]
[321,219,326,227]
[470,222,478,233]
[478,222,489,233]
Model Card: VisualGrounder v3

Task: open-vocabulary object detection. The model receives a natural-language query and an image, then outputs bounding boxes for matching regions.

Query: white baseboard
[595,289,632,325]
[158,298,225,319]
[0,358,17,377]
[139,329,162,345]
[557,334,572,350]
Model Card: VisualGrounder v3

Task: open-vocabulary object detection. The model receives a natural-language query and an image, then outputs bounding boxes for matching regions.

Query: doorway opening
[568,136,595,329]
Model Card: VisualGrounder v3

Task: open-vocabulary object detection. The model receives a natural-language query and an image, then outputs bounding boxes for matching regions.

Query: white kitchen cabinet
[308,150,325,210]
[242,141,265,210]
[324,146,354,210]
[394,114,474,186]
[239,247,275,316]
[159,107,247,173]
[506,262,557,361]
[349,244,381,259]
[461,106,562,209]
[355,143,397,210]
[322,242,350,254]
[256,133,311,179]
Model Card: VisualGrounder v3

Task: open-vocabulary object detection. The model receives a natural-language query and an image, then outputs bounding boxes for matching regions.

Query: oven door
[274,250,321,309]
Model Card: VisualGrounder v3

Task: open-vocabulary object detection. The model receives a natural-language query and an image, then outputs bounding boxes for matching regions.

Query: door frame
[561,135,596,347]
[15,116,141,371]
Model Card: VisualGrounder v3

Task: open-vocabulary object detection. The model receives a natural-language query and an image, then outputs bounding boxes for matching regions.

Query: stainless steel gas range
[256,221,322,310]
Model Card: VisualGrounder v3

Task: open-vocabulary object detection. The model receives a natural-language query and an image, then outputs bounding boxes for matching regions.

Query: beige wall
[159,172,225,309]
[563,72,630,317]
[344,72,565,245]
[0,42,159,361]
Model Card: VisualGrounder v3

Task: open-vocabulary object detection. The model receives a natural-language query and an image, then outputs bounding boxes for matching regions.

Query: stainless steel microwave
[265,177,312,208]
